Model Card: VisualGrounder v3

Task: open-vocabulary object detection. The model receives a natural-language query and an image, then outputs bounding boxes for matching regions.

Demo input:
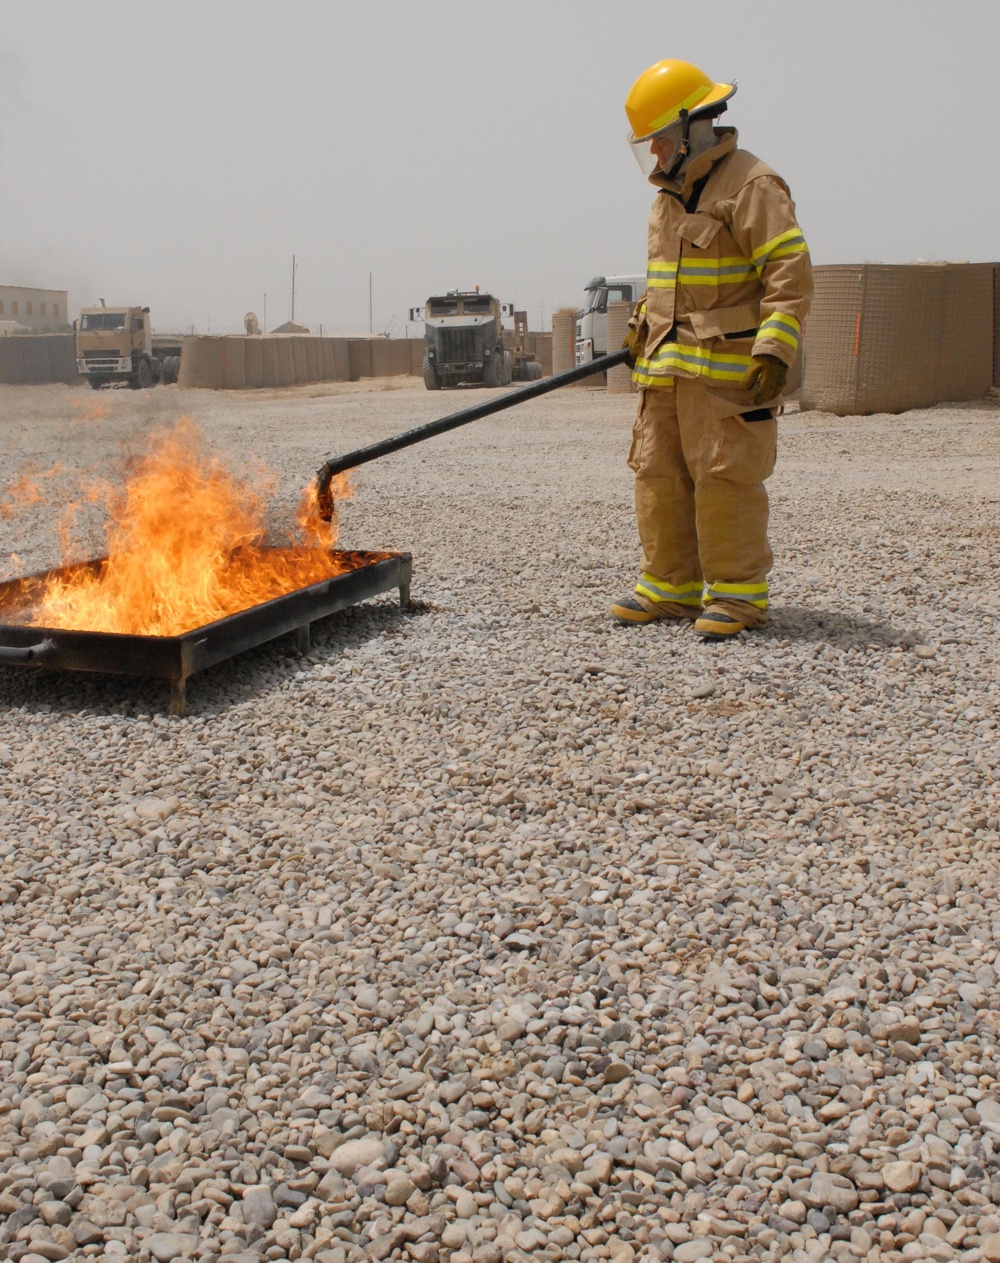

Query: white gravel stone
[326,1137,387,1177]
[0,381,998,1263]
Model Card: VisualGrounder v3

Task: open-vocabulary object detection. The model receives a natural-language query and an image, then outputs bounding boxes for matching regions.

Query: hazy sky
[2,1,997,336]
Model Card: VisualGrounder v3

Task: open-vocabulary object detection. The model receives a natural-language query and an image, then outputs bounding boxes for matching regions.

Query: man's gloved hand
[622,324,645,367]
[741,354,788,405]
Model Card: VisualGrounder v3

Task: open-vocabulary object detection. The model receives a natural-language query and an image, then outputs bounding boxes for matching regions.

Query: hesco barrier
[606,301,638,395]
[994,263,1000,387]
[801,263,996,415]
[551,309,577,378]
[0,334,79,385]
[177,335,428,389]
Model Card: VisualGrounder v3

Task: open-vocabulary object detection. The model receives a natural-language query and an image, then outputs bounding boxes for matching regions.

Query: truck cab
[76,305,157,390]
[575,274,645,364]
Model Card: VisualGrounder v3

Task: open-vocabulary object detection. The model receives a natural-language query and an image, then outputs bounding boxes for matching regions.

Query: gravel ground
[0,379,998,1263]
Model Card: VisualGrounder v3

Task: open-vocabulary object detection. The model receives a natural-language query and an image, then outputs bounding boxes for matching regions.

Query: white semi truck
[574,274,645,365]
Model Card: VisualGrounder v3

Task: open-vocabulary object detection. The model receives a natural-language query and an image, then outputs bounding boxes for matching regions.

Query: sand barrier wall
[801,263,995,415]
[551,309,576,380]
[0,334,79,385]
[606,301,638,395]
[178,335,432,389]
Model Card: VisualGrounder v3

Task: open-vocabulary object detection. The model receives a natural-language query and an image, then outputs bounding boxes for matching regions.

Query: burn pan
[0,549,412,715]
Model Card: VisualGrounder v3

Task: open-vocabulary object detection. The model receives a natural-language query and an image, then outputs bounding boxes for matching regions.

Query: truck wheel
[526,361,543,381]
[130,357,153,390]
[422,355,441,390]
[502,351,512,386]
[160,355,180,385]
[483,353,501,388]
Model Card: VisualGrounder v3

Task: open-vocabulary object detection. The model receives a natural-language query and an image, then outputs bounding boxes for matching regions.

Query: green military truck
[411,290,515,390]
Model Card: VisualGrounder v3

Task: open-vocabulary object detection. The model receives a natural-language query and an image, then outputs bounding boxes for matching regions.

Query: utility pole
[263,293,267,334]
[291,255,296,323]
[369,273,373,335]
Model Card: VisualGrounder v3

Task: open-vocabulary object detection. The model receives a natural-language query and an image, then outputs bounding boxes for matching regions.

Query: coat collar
[650,127,738,200]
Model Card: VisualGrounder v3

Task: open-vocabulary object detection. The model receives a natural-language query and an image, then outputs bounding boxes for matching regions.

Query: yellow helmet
[625,59,735,141]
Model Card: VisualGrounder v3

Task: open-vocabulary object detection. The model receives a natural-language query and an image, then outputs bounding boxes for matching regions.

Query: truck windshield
[463,297,492,314]
[429,299,459,316]
[580,285,632,316]
[80,312,127,330]
[580,288,608,316]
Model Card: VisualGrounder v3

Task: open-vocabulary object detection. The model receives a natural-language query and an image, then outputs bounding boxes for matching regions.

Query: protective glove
[741,354,788,405]
[622,324,645,368]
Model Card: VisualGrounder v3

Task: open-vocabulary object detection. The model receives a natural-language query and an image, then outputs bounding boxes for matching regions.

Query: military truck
[410,290,515,390]
[75,304,177,390]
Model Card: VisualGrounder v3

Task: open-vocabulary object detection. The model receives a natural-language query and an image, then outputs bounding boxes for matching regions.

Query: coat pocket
[687,304,760,340]
[675,213,724,249]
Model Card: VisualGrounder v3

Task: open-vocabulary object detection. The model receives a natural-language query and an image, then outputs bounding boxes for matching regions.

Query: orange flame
[0,464,67,519]
[3,419,359,636]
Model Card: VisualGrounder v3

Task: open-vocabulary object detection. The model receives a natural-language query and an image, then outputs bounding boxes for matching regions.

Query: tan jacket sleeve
[728,176,812,367]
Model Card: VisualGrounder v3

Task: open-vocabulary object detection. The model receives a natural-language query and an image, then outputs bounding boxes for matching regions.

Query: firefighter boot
[696,603,752,640]
[610,593,700,625]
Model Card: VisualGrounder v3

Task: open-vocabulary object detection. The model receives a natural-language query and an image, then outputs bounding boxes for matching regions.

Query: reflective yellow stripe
[635,341,752,383]
[758,326,799,350]
[647,262,678,290]
[645,84,712,134]
[760,312,801,334]
[706,581,769,609]
[769,241,809,262]
[757,313,801,350]
[631,368,675,388]
[635,574,703,606]
[752,228,808,270]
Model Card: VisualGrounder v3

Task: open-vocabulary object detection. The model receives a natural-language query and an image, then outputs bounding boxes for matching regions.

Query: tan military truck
[75,304,167,390]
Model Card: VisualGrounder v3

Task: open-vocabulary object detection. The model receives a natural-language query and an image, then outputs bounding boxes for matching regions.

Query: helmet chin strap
[663,108,692,182]
[662,112,719,183]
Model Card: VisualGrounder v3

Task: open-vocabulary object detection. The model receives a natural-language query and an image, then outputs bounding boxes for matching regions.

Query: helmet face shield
[628,119,685,177]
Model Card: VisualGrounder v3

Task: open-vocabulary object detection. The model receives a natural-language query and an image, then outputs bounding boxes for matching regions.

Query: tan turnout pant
[627,379,777,626]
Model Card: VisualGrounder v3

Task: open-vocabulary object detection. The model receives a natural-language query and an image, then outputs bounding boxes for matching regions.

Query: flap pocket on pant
[709,414,777,484]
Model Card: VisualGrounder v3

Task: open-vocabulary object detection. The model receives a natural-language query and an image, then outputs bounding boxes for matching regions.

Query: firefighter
[610,60,812,639]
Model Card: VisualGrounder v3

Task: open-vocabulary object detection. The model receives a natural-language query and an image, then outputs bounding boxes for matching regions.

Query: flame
[2,419,360,636]
[1,464,67,519]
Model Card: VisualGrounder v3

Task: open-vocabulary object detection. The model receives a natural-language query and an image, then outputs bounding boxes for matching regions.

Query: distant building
[0,285,69,333]
[271,320,311,334]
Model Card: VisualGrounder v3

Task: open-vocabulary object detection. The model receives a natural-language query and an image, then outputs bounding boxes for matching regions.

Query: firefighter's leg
[611,385,703,623]
[676,379,775,636]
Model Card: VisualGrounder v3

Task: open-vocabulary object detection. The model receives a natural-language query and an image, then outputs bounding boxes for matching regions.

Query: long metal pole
[369,273,373,335]
[315,349,629,518]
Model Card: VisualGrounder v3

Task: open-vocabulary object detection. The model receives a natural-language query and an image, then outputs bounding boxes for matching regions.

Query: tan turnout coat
[632,127,812,391]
